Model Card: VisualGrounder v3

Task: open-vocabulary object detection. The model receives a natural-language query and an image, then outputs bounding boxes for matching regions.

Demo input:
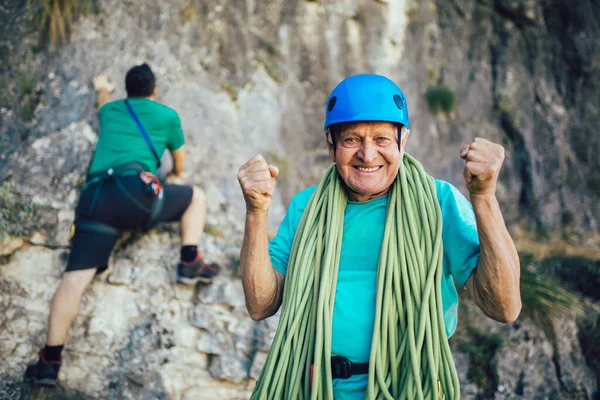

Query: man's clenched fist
[238,155,280,213]
[460,137,505,197]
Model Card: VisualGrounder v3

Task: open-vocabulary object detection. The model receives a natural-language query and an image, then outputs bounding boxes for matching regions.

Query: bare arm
[170,146,185,177]
[466,194,521,322]
[237,155,284,320]
[92,75,115,109]
[241,210,285,320]
[461,138,521,323]
[95,89,112,108]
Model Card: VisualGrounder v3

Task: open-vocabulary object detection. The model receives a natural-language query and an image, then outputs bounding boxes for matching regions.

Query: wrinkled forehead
[340,121,398,136]
[329,122,399,144]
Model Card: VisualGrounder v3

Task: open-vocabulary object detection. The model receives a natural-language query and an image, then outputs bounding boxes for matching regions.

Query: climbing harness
[71,162,164,238]
[71,99,166,238]
[250,154,460,399]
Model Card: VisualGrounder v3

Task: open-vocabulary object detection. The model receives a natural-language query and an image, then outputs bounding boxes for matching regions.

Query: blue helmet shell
[324,74,409,131]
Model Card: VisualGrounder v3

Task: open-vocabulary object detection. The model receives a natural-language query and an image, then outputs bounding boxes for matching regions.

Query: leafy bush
[425,85,456,115]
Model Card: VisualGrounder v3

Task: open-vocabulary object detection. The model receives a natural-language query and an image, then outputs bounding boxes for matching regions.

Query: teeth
[356,166,380,172]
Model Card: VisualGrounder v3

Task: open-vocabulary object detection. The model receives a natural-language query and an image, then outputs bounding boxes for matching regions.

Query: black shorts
[65,175,193,273]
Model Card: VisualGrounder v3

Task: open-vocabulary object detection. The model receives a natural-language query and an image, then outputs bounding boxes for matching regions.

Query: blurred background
[0,0,599,399]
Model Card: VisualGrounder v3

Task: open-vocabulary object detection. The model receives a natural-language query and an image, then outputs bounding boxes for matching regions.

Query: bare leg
[47,268,97,346]
[176,186,219,284]
[180,186,206,246]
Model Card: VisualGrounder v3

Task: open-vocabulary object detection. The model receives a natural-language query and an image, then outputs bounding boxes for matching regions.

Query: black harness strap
[82,162,164,232]
[331,356,369,379]
[75,219,121,237]
[145,188,164,229]
[86,162,147,182]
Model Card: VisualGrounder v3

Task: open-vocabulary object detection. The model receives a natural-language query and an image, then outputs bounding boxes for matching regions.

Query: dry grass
[511,225,600,260]
[204,224,225,238]
[30,0,93,47]
[180,4,197,25]
[519,262,583,325]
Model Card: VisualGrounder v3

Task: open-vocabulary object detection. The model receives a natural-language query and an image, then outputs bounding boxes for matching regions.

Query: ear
[325,129,336,162]
[399,126,410,152]
[329,145,336,162]
[150,86,158,99]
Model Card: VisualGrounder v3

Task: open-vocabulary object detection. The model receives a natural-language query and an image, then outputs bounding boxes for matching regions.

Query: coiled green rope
[251,154,460,399]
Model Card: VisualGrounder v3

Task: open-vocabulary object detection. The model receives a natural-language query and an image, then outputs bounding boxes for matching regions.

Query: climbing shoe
[177,255,219,285]
[24,350,61,387]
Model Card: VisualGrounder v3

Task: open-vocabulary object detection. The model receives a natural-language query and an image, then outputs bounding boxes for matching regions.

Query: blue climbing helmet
[324,74,409,131]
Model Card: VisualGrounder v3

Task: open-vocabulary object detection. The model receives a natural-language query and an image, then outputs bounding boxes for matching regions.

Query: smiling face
[329,121,409,202]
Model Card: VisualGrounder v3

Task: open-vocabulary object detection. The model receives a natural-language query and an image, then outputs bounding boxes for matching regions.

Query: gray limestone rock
[0,0,598,399]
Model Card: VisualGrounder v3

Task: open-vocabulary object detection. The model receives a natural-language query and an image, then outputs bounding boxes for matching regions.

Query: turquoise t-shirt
[268,179,480,399]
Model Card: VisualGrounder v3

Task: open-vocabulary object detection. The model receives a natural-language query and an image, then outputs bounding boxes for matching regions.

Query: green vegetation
[203,224,225,238]
[452,246,595,396]
[18,101,36,121]
[222,80,238,101]
[29,0,93,47]
[451,301,503,398]
[542,256,600,301]
[16,73,35,96]
[258,38,278,57]
[519,254,583,326]
[0,182,36,239]
[15,72,39,121]
[253,53,283,83]
[229,254,241,278]
[457,329,502,399]
[520,248,600,388]
[426,65,438,82]
[424,85,456,115]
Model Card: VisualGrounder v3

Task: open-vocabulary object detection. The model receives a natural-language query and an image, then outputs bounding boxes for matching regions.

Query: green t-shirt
[88,98,184,176]
[268,179,480,399]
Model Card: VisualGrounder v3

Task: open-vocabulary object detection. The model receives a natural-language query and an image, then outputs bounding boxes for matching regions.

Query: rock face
[0,0,598,399]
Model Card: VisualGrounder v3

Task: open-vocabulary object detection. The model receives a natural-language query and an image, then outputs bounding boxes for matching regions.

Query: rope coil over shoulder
[251,153,460,400]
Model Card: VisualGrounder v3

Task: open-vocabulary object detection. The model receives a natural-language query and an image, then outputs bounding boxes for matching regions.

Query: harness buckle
[331,356,352,379]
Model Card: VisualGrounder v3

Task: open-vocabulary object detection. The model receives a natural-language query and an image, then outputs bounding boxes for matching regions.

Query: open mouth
[354,166,382,172]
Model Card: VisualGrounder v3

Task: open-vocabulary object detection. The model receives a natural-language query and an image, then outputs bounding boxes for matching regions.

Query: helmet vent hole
[393,94,403,109]
[327,96,337,111]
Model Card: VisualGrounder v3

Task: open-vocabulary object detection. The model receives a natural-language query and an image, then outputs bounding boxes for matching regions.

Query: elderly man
[237,74,520,399]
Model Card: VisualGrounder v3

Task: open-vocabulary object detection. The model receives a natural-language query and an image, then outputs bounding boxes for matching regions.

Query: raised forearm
[468,194,521,322]
[95,89,112,108]
[240,211,283,320]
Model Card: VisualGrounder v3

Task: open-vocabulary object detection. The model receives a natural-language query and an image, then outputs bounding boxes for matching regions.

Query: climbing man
[24,63,219,387]
[237,74,521,399]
